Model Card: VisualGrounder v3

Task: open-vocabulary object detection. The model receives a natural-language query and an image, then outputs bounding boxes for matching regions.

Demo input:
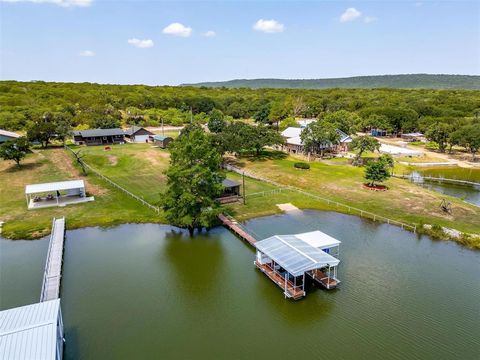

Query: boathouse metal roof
[26,180,85,194]
[295,231,341,250]
[0,299,61,360]
[255,234,340,276]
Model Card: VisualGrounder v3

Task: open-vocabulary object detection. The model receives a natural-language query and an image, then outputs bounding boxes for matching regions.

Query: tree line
[1,81,479,135]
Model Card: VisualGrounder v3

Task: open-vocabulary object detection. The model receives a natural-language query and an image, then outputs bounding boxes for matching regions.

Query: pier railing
[223,164,417,233]
[64,146,161,214]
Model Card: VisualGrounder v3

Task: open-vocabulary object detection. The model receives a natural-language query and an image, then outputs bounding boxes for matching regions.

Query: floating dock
[40,217,66,302]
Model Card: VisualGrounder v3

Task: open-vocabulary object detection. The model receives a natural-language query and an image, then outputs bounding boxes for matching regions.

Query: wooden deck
[255,261,305,300]
[40,217,66,302]
[308,269,339,290]
[218,213,256,246]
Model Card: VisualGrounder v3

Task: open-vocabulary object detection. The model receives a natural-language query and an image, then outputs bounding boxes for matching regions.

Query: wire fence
[64,146,161,214]
[224,163,417,233]
[393,173,480,187]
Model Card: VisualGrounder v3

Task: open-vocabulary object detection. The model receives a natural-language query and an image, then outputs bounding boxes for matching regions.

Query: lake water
[1,211,479,359]
[419,181,480,206]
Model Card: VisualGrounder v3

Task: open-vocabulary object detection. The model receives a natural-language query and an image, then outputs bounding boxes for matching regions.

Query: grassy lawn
[69,143,170,205]
[227,151,480,236]
[0,147,162,239]
[1,145,478,248]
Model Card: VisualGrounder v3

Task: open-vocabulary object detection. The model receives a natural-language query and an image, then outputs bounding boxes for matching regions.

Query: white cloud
[162,23,192,37]
[253,19,285,33]
[0,0,92,7]
[364,16,377,24]
[127,38,154,48]
[202,30,216,38]
[340,8,362,23]
[79,50,95,57]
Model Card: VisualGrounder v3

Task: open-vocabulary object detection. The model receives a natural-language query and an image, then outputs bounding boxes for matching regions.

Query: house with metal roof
[0,129,21,143]
[72,128,125,146]
[0,299,64,360]
[280,126,352,155]
[255,230,341,299]
[124,126,154,143]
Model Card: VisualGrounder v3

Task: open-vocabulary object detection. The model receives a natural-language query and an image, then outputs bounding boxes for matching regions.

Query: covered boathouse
[255,230,341,300]
[0,299,64,360]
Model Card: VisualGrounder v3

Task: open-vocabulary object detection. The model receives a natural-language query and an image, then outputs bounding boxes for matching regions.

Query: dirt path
[48,148,106,195]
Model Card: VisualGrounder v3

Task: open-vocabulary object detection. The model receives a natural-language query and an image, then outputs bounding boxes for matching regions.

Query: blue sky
[1,0,479,85]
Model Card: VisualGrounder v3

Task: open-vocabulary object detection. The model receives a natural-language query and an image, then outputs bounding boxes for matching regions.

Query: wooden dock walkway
[218,214,257,246]
[40,217,66,302]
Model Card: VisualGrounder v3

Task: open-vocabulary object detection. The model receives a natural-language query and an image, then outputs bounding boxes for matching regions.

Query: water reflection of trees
[162,229,225,301]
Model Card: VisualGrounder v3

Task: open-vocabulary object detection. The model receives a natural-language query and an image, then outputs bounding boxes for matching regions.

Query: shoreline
[2,206,479,250]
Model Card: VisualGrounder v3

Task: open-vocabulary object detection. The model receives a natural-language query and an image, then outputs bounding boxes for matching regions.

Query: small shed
[217,179,242,204]
[124,126,154,143]
[0,299,64,360]
[25,180,94,209]
[150,135,173,149]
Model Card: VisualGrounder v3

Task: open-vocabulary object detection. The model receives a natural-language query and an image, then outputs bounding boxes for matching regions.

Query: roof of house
[152,135,173,141]
[26,180,85,194]
[222,179,241,188]
[286,136,303,146]
[72,128,124,137]
[124,126,154,136]
[0,129,21,139]
[0,299,61,360]
[284,128,351,147]
[281,127,302,138]
[255,234,340,276]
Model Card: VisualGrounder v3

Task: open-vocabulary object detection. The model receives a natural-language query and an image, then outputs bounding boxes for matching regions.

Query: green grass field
[228,151,480,236]
[1,145,479,248]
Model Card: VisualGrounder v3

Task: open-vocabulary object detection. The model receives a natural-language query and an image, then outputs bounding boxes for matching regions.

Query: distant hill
[182,74,480,90]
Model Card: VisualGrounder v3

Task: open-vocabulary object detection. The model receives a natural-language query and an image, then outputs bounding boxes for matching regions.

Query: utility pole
[242,172,246,205]
[161,117,164,136]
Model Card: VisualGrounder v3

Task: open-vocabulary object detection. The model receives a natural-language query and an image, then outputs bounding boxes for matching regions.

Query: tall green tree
[300,120,340,157]
[426,122,452,153]
[161,124,225,235]
[364,159,391,187]
[250,125,284,155]
[350,136,380,165]
[452,125,480,160]
[0,137,30,166]
[26,112,56,148]
[207,109,226,133]
[322,110,361,135]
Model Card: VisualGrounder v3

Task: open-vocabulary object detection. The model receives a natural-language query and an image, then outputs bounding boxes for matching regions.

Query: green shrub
[294,162,310,170]
[425,141,439,150]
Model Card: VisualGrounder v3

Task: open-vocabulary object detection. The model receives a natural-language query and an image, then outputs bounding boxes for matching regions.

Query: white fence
[224,164,417,233]
[65,146,161,214]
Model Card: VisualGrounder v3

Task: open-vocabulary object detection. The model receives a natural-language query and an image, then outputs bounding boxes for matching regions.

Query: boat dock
[40,217,66,302]
[218,213,257,246]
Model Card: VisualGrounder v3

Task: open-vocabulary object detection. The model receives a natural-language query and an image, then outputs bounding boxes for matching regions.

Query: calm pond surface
[1,211,479,359]
[419,181,480,206]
